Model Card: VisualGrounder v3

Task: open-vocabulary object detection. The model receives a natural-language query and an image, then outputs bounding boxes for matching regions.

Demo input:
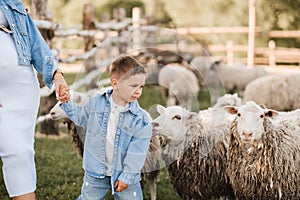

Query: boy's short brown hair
[109,55,146,80]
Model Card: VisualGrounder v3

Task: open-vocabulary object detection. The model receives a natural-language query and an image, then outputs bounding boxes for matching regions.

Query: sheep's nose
[50,111,55,116]
[243,131,253,140]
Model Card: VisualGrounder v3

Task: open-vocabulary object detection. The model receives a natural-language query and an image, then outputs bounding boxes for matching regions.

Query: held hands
[53,71,70,103]
[114,180,128,192]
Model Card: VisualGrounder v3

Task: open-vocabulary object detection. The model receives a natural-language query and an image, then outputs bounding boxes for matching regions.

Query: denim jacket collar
[5,1,27,15]
[103,89,141,116]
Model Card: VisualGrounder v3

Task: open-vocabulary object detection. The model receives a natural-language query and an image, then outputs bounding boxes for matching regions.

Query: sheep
[218,63,267,93]
[50,90,91,120]
[198,93,242,128]
[243,73,300,111]
[190,57,225,104]
[152,104,235,199]
[211,93,242,109]
[158,65,199,111]
[49,89,161,200]
[224,101,300,199]
[190,57,267,93]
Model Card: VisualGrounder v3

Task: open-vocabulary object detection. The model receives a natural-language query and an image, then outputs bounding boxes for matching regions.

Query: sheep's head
[225,101,278,142]
[152,105,198,145]
[50,91,89,120]
[213,93,242,109]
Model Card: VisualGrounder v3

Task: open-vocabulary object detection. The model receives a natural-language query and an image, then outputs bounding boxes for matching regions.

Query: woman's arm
[24,8,68,98]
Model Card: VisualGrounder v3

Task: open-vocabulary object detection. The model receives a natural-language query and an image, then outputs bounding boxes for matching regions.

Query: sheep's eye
[260,114,264,118]
[172,115,182,120]
[237,113,241,117]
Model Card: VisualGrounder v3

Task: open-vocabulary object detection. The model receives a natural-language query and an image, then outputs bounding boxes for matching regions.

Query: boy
[60,55,152,200]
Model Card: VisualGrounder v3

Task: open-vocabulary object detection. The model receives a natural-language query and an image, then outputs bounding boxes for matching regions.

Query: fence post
[83,4,97,90]
[113,8,127,54]
[226,40,234,65]
[132,7,141,49]
[247,0,256,67]
[268,40,276,68]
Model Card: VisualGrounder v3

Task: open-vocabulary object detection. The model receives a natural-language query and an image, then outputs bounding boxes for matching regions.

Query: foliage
[150,0,174,28]
[97,0,145,20]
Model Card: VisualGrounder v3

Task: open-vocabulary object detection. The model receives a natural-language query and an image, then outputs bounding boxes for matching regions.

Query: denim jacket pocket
[91,112,104,137]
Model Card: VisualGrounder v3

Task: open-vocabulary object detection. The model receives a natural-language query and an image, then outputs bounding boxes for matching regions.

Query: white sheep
[158,65,199,111]
[190,57,267,93]
[218,63,267,92]
[198,93,242,127]
[211,93,242,109]
[152,104,235,199]
[190,57,225,103]
[243,73,300,111]
[224,101,300,199]
[50,90,90,120]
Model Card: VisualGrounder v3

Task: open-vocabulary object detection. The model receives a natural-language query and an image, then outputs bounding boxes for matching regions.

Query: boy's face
[112,73,146,104]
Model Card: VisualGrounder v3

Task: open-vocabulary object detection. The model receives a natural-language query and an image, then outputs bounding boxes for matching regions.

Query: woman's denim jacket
[60,89,152,189]
[0,0,57,88]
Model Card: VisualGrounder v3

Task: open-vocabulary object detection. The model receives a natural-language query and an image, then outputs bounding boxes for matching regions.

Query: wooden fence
[35,7,300,68]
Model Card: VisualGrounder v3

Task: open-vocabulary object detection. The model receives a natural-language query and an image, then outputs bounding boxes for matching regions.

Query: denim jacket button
[11,24,15,27]
[4,6,8,10]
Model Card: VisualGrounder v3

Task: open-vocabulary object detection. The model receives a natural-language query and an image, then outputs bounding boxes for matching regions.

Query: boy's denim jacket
[0,0,57,88]
[60,89,152,187]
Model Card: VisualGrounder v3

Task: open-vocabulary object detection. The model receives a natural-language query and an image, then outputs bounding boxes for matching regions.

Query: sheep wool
[243,73,300,111]
[227,116,300,199]
[154,106,235,199]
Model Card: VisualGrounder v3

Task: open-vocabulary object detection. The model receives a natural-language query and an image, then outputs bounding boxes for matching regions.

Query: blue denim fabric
[77,174,143,200]
[0,0,57,88]
[60,89,152,190]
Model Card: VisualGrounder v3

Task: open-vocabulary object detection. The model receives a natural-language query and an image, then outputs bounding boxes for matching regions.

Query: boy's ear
[111,78,118,87]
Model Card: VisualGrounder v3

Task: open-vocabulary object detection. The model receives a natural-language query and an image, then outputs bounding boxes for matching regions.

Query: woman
[0,1,69,199]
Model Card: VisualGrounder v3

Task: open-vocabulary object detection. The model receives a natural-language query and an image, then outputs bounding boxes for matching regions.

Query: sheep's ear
[224,106,238,115]
[156,104,166,114]
[264,109,279,118]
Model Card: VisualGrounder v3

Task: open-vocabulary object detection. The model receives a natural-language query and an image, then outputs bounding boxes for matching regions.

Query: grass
[0,135,180,200]
[0,72,211,199]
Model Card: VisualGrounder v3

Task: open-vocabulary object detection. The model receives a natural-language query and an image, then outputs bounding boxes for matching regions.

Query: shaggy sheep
[152,104,235,199]
[158,65,199,110]
[243,73,300,111]
[225,101,300,199]
[198,93,242,128]
[190,57,267,93]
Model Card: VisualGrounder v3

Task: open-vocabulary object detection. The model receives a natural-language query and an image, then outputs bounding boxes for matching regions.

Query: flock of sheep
[48,56,300,200]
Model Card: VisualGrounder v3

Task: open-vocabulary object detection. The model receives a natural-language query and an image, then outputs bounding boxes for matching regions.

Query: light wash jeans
[77,173,143,200]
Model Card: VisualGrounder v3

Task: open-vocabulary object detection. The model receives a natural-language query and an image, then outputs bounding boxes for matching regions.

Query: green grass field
[0,73,212,199]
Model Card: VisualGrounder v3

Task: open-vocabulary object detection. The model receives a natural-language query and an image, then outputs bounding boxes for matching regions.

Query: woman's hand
[53,71,70,103]
[114,180,128,192]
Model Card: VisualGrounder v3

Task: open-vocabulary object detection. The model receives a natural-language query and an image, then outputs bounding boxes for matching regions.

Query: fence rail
[33,7,300,68]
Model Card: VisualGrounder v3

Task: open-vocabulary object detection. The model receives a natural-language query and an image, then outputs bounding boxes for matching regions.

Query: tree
[32,0,59,135]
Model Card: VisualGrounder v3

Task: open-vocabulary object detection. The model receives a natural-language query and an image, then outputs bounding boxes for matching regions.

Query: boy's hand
[114,180,128,192]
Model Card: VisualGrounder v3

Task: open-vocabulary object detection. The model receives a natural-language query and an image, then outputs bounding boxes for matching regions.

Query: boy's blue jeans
[77,173,143,200]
